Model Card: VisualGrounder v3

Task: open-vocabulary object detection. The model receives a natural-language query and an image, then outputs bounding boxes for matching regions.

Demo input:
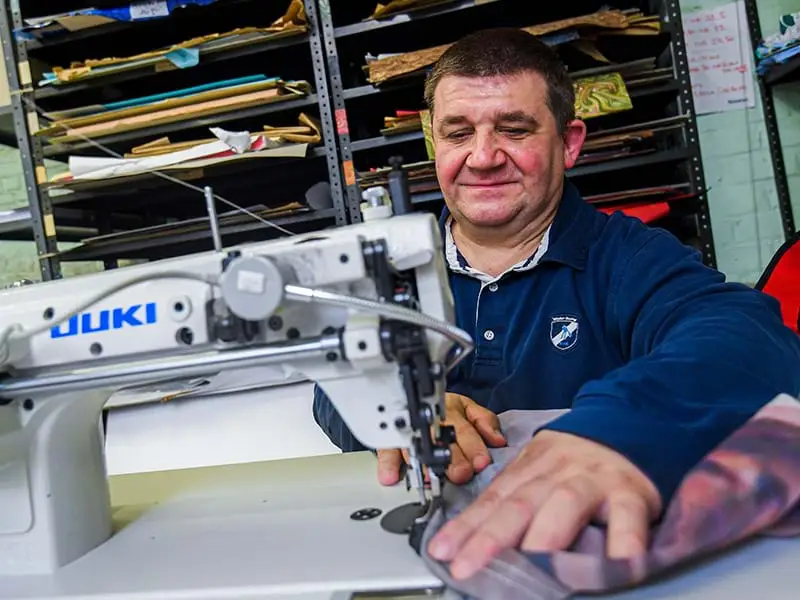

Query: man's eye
[445,130,471,140]
[499,128,529,136]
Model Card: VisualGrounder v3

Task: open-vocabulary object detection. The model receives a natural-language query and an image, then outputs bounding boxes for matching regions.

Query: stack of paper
[38,76,311,145]
[367,0,460,20]
[46,113,321,189]
[365,9,661,85]
[380,110,423,136]
[15,0,220,42]
[37,0,307,86]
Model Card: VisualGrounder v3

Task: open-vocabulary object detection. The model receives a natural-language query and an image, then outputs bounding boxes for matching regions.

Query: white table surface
[2,449,797,600]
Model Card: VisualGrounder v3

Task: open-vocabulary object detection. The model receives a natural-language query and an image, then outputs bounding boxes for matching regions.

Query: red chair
[755,232,800,333]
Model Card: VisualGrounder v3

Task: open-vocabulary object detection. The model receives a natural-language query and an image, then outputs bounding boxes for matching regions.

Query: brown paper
[369,0,455,19]
[39,79,287,136]
[367,9,656,85]
[47,88,295,143]
[50,0,308,83]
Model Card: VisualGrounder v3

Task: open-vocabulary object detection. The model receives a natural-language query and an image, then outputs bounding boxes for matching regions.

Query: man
[313,28,800,581]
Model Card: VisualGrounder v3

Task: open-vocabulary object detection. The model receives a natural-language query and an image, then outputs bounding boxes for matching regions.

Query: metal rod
[0,335,341,396]
[204,186,223,252]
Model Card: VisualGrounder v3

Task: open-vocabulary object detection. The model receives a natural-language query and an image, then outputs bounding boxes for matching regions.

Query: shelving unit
[318,0,717,267]
[744,0,797,240]
[0,0,354,279]
[1,0,720,277]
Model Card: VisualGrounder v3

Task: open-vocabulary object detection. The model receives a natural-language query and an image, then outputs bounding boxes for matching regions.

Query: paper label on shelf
[130,1,170,20]
[343,160,356,186]
[682,0,755,115]
[43,213,56,237]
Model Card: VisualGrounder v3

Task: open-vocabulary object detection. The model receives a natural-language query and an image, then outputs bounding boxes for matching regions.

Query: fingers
[448,495,533,579]
[444,479,552,580]
[452,418,493,472]
[428,487,505,562]
[605,492,650,559]
[463,400,506,448]
[376,449,403,486]
[447,443,475,485]
[521,476,603,553]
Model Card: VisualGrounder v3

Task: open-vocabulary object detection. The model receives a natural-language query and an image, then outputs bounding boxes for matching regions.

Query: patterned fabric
[573,73,633,120]
[420,395,800,599]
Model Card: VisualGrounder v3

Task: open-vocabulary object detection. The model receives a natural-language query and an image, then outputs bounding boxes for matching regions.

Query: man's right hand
[376,393,506,486]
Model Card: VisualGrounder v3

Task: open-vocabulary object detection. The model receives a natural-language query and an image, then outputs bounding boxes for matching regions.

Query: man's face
[431,72,586,230]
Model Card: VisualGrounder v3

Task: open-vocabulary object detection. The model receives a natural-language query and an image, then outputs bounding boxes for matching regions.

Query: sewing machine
[0,171,478,598]
[1,170,798,599]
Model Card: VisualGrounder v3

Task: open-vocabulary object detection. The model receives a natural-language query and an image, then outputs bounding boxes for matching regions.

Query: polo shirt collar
[443,215,551,283]
[437,179,593,275]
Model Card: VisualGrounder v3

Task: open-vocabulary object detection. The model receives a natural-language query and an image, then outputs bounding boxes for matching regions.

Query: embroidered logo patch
[550,316,579,351]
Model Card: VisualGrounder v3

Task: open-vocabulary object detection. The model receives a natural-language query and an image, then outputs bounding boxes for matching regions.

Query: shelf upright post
[305,0,348,226]
[743,0,795,239]
[0,0,62,280]
[316,0,364,223]
[665,0,717,268]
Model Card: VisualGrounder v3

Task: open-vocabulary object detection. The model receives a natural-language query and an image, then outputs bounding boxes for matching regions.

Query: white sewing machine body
[0,200,474,598]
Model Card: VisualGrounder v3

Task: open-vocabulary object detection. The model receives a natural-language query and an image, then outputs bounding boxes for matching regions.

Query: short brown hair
[423,28,575,134]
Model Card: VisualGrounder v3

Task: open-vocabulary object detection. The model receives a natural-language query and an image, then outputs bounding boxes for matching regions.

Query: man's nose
[465,131,505,170]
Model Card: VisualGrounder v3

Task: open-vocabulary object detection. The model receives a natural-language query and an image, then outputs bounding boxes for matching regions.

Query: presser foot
[380,464,445,556]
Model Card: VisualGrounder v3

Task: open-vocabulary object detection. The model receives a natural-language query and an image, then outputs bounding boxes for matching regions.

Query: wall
[679,0,798,285]
[0,0,795,285]
[0,144,101,285]
[755,0,800,226]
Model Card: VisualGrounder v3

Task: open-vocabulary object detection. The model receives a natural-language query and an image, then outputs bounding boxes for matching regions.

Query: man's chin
[462,211,516,228]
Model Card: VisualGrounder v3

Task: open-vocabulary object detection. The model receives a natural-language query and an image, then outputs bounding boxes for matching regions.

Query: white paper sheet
[682,0,756,115]
[68,127,259,180]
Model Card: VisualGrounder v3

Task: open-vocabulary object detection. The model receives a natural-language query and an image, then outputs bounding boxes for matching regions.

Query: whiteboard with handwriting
[682,0,755,115]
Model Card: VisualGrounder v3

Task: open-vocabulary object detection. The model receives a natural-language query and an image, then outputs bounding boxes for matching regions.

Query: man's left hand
[427,430,662,580]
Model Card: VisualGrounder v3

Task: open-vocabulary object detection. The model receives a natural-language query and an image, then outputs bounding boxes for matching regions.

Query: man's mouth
[459,181,516,188]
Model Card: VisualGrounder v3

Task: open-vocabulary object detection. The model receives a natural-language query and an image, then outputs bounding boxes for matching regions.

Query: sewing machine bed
[1,452,797,599]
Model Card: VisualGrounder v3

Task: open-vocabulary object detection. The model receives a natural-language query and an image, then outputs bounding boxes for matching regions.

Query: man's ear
[562,119,587,169]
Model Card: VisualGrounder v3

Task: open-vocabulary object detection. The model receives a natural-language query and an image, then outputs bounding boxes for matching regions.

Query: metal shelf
[41,94,320,158]
[762,53,800,87]
[0,206,91,242]
[322,0,717,265]
[0,0,350,280]
[342,72,679,102]
[744,0,795,239]
[351,129,423,152]
[57,208,338,262]
[0,204,154,242]
[378,148,695,207]
[33,32,310,100]
[44,144,329,206]
[20,0,264,50]
[333,0,500,38]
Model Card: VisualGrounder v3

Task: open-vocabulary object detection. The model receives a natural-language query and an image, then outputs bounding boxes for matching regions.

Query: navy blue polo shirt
[312,180,800,505]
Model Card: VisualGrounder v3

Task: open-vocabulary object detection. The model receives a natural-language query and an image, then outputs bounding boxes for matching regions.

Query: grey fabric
[420,409,572,600]
[417,401,800,599]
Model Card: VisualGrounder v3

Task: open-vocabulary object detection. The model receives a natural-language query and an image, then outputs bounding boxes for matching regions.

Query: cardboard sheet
[42,0,308,84]
[366,9,650,84]
[41,81,310,144]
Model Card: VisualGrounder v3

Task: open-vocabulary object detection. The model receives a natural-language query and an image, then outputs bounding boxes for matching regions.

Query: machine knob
[218,255,288,321]
[360,186,393,221]
[362,186,387,207]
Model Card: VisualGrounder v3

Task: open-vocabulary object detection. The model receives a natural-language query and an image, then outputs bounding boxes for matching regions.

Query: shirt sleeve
[539,228,800,507]
[312,383,369,452]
